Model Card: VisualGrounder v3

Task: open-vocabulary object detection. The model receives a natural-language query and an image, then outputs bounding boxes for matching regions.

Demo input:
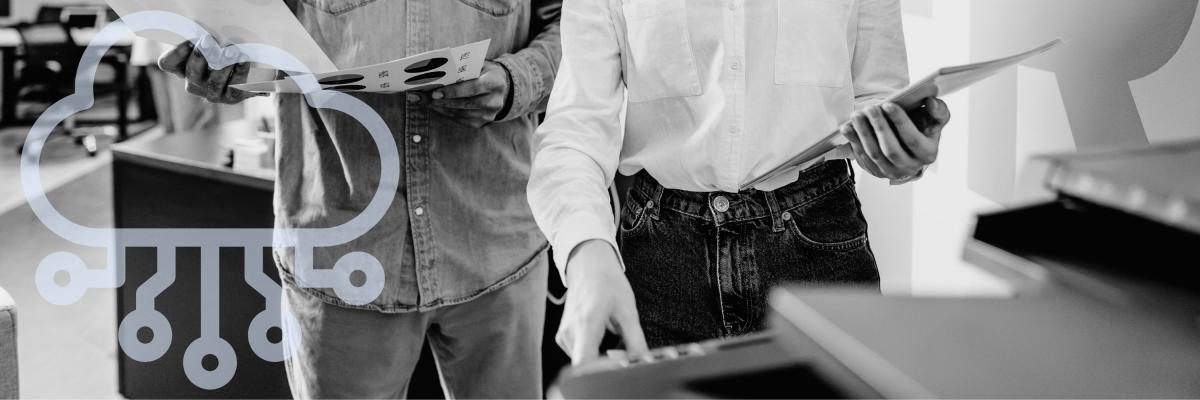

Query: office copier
[553,141,1200,398]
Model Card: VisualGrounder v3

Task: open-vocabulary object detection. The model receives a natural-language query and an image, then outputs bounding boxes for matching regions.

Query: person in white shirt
[528,0,951,364]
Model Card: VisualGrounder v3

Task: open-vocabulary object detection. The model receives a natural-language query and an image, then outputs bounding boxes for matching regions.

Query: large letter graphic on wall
[967,0,1197,203]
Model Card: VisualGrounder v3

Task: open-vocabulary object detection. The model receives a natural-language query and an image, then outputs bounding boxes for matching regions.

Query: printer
[553,140,1200,398]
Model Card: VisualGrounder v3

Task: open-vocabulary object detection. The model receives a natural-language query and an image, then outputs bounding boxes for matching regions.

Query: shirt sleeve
[526,0,625,284]
[851,0,925,184]
[851,0,910,109]
[494,0,563,121]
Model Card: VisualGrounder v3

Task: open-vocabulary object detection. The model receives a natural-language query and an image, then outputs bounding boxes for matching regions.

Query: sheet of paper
[232,40,492,94]
[740,39,1064,191]
[105,0,338,73]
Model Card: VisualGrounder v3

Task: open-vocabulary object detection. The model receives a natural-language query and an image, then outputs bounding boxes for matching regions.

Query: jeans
[619,160,879,348]
[281,256,548,399]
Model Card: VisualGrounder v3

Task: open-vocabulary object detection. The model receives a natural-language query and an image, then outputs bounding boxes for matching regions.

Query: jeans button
[713,196,730,213]
[782,211,793,221]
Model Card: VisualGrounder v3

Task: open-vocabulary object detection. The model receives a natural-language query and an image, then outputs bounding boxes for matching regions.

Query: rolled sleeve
[494,9,561,121]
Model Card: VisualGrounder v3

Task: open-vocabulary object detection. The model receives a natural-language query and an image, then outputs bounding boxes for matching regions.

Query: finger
[427,105,491,124]
[555,327,572,357]
[569,322,605,366]
[185,81,213,103]
[882,103,937,164]
[927,97,951,125]
[158,41,194,76]
[925,97,950,142]
[845,126,886,179]
[207,65,236,103]
[615,310,649,356]
[406,92,431,106]
[219,64,263,104]
[851,111,901,177]
[184,47,212,94]
[432,80,488,100]
[866,105,921,173]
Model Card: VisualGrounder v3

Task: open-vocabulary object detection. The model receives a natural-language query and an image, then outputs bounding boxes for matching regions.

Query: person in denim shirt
[158,0,561,397]
[528,0,951,364]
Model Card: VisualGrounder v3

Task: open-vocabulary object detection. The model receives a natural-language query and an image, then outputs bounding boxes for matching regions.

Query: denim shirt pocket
[456,0,519,17]
[300,0,380,15]
[775,0,854,87]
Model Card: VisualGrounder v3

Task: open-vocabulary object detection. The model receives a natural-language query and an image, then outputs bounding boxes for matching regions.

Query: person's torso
[613,0,871,193]
[273,0,548,312]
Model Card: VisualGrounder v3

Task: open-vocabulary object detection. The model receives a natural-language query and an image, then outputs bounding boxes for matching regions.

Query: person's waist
[628,160,853,218]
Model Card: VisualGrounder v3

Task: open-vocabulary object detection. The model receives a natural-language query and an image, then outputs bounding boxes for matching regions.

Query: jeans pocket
[775,0,853,87]
[784,183,869,251]
[300,0,381,15]
[620,0,704,102]
[618,200,652,238]
[456,0,519,17]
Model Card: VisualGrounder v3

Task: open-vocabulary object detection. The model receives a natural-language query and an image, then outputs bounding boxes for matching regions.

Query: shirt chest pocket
[621,0,703,103]
[775,0,853,87]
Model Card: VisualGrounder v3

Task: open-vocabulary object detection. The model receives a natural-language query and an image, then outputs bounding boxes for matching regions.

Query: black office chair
[13,22,126,156]
[34,6,63,23]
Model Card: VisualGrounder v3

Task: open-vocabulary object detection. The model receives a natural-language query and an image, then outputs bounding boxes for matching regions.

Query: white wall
[866,0,1200,297]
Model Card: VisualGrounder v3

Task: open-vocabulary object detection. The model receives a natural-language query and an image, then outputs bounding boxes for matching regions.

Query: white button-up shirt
[528,0,909,275]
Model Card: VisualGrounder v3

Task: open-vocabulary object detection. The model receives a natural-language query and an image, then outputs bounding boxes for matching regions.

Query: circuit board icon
[21,11,398,390]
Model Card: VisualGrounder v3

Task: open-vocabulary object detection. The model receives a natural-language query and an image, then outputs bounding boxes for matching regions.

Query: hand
[158,35,261,105]
[841,97,951,180]
[409,61,511,128]
[557,240,650,365]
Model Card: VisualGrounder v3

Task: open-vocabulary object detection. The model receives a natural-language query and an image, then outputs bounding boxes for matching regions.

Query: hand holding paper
[740,39,1064,191]
[415,61,513,128]
[157,36,263,105]
[842,98,952,181]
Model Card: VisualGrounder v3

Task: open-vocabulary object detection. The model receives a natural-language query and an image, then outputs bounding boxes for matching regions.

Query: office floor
[0,165,119,398]
[0,121,158,398]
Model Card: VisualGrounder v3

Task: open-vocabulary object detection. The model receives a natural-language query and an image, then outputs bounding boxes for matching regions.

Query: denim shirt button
[415,207,426,216]
[713,196,730,213]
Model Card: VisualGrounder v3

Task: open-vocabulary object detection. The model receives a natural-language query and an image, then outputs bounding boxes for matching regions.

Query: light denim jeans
[281,256,548,399]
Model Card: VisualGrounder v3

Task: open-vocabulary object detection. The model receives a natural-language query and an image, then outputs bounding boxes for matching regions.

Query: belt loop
[648,179,665,220]
[844,158,856,180]
[764,189,785,233]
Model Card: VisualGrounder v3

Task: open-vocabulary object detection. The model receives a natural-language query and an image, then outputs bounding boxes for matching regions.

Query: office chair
[34,6,63,23]
[13,22,126,156]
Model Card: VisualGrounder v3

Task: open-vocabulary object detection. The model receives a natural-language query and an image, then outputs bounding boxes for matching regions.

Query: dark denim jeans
[619,160,880,348]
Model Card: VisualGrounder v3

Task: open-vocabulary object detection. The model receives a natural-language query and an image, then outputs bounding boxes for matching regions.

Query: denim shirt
[272,0,561,313]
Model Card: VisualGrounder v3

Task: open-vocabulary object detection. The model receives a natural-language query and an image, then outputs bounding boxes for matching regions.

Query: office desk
[110,125,455,398]
[0,27,133,138]
[112,125,284,398]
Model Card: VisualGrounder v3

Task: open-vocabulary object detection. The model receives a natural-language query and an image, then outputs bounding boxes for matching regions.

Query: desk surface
[112,122,274,191]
